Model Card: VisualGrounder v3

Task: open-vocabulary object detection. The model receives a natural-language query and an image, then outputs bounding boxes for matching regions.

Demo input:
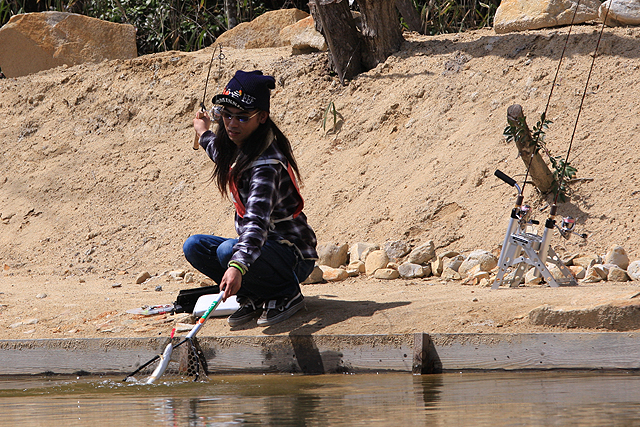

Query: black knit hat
[213,70,276,112]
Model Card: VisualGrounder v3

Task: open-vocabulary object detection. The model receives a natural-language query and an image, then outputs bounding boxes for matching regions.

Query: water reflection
[1,371,640,426]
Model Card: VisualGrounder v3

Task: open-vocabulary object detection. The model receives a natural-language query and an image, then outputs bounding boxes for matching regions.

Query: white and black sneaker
[257,293,304,326]
[227,296,264,327]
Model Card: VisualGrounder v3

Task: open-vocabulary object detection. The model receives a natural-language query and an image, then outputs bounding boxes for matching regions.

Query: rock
[529,300,640,331]
[317,242,349,268]
[525,268,544,285]
[600,0,640,26]
[628,260,640,280]
[365,250,389,275]
[398,262,425,279]
[347,259,365,274]
[431,251,460,277]
[349,242,379,262]
[604,245,630,270]
[169,270,186,280]
[36,293,47,298]
[547,263,566,281]
[0,12,137,78]
[462,268,491,285]
[582,264,608,283]
[214,8,309,49]
[383,240,410,262]
[494,0,601,34]
[373,268,399,280]
[302,265,324,284]
[569,265,586,279]
[319,265,349,282]
[458,250,498,276]
[572,254,602,270]
[608,266,630,282]
[444,255,465,272]
[407,240,436,265]
[441,267,462,281]
[280,16,326,54]
[175,323,194,332]
[422,263,432,277]
[200,278,215,287]
[136,271,151,284]
[184,272,195,283]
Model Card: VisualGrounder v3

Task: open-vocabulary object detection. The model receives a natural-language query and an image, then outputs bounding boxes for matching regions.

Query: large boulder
[604,245,630,270]
[280,15,326,54]
[0,12,136,78]
[215,9,309,49]
[317,242,349,268]
[600,0,640,26]
[529,300,640,331]
[494,0,601,34]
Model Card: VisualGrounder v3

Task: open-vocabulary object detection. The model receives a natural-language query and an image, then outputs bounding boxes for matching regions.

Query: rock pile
[304,241,639,287]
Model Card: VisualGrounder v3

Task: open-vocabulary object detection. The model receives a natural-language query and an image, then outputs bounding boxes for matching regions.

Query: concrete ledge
[1,333,639,376]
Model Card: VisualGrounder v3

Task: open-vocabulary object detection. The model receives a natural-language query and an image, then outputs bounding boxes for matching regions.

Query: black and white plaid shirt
[200,130,318,271]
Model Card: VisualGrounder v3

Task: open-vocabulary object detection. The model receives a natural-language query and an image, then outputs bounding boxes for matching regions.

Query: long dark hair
[212,117,301,196]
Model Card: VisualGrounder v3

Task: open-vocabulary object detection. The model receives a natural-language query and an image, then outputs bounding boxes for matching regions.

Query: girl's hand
[220,267,242,302]
[193,110,212,138]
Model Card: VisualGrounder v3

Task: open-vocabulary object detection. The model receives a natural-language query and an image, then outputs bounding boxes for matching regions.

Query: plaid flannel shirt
[200,130,318,271]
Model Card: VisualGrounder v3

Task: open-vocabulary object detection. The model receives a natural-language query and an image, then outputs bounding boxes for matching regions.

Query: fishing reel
[210,105,222,121]
[515,204,538,228]
[556,216,588,240]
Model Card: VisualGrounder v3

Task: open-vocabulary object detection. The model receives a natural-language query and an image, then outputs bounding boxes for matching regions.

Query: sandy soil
[2,24,640,340]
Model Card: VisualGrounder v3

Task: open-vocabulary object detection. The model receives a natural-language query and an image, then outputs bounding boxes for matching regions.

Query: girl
[183,70,318,327]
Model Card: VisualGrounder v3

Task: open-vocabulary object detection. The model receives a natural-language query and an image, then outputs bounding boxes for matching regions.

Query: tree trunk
[225,0,238,29]
[506,104,556,194]
[395,0,423,33]
[309,0,362,84]
[355,0,405,69]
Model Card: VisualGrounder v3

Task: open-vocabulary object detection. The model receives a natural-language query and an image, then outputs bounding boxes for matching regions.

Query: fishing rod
[193,44,225,150]
[493,0,611,288]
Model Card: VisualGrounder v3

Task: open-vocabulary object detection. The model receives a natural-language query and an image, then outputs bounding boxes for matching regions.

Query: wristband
[228,261,247,275]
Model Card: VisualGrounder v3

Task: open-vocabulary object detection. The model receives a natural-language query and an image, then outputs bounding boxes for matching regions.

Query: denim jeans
[183,234,315,300]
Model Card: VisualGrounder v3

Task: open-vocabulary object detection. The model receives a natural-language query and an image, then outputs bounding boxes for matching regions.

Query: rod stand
[492,171,577,289]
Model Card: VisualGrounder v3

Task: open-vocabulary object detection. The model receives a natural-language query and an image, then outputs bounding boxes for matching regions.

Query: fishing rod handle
[494,169,516,187]
[193,133,200,150]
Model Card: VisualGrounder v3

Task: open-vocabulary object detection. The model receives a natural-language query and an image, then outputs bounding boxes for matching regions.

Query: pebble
[175,323,193,332]
[136,271,152,284]
[36,293,47,299]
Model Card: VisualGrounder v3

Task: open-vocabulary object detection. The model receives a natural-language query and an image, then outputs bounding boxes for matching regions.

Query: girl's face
[221,106,268,146]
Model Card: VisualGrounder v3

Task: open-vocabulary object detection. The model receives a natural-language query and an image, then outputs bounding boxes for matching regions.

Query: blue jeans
[183,234,315,300]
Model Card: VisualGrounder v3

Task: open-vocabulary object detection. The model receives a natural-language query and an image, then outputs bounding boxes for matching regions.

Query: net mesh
[128,338,209,383]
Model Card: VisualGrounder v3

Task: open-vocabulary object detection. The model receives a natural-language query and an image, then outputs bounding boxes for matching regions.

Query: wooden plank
[199,335,414,374]
[430,333,640,370]
[1,333,640,376]
[0,338,164,375]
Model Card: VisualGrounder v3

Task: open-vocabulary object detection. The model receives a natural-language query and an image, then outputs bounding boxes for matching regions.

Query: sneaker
[257,293,304,326]
[227,296,264,327]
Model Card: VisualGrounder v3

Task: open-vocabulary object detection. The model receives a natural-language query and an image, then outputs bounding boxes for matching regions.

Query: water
[1,371,640,426]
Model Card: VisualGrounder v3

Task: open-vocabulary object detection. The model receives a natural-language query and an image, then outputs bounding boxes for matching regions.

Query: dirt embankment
[2,25,640,339]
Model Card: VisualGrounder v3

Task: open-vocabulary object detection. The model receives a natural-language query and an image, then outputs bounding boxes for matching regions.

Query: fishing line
[552,1,613,205]
[519,0,582,195]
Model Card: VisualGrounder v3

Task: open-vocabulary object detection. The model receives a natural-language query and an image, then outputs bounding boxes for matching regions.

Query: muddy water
[1,371,640,426]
